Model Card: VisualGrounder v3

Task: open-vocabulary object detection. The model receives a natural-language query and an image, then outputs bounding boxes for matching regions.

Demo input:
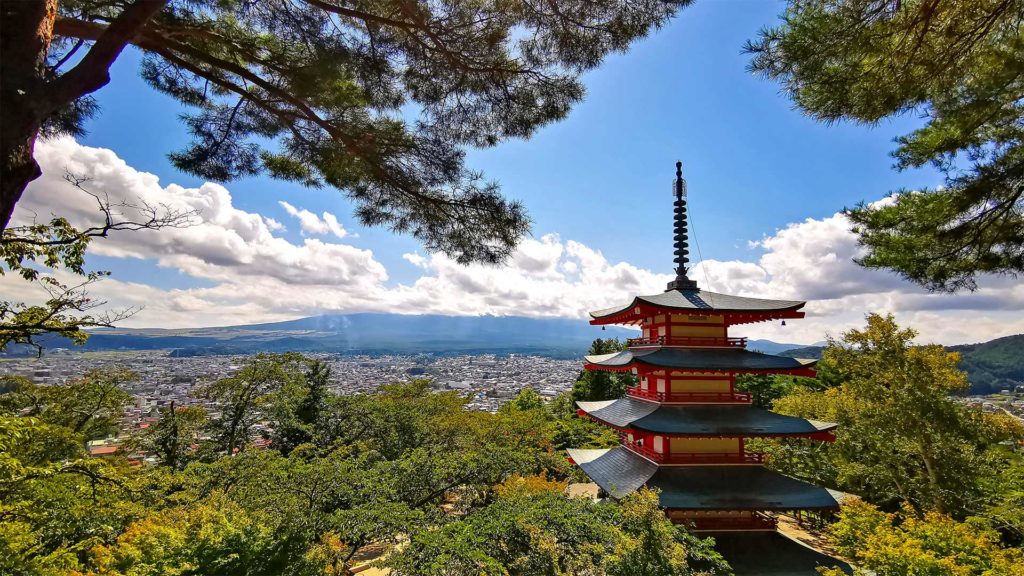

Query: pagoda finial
[667,161,699,291]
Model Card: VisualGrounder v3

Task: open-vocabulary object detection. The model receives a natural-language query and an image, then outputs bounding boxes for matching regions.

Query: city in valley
[2,350,582,457]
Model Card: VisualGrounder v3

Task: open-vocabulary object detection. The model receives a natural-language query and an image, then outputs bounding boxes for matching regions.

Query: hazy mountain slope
[948,334,1024,394]
[779,335,1024,394]
[4,314,641,358]
[777,345,825,360]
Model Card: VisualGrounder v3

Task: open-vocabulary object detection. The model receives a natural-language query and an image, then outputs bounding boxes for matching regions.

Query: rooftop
[576,398,837,436]
[567,447,841,511]
[584,347,817,373]
[590,289,806,322]
[711,531,853,575]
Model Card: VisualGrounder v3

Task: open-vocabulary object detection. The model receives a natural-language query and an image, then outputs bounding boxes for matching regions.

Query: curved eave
[589,291,807,327]
[569,447,841,511]
[575,399,838,439]
[584,349,818,377]
[584,363,818,378]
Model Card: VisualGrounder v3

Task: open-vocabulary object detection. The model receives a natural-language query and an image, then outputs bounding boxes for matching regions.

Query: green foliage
[502,390,618,453]
[12,0,696,264]
[389,486,727,576]
[1,369,135,439]
[89,494,275,576]
[504,387,546,412]
[201,352,307,454]
[572,338,636,402]
[735,374,805,409]
[769,314,1024,520]
[0,373,143,575]
[0,354,724,575]
[131,402,208,471]
[949,334,1024,395]
[786,333,1024,395]
[822,499,1024,576]
[748,0,1024,291]
[972,445,1024,545]
[266,358,331,455]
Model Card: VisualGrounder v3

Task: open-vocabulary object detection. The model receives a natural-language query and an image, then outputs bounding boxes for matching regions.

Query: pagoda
[567,162,844,552]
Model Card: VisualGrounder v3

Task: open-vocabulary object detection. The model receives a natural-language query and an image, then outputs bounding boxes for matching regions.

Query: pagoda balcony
[622,441,765,465]
[627,336,747,348]
[683,512,778,531]
[626,386,752,404]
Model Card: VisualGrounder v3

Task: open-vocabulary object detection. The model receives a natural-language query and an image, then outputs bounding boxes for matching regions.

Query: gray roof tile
[576,398,837,435]
[591,289,805,319]
[570,448,839,511]
[585,348,817,371]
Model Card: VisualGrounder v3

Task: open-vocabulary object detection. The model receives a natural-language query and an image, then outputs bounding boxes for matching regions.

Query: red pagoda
[568,162,848,573]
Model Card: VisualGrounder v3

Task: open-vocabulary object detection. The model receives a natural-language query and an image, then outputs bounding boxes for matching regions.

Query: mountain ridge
[2,312,816,359]
[778,334,1024,395]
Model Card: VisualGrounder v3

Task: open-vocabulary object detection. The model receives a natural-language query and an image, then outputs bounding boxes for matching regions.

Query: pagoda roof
[585,347,817,373]
[567,447,840,511]
[711,532,853,575]
[576,398,837,436]
[590,289,805,323]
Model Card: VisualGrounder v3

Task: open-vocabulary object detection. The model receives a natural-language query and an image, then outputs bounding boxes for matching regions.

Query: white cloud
[263,217,285,232]
[278,201,350,239]
[13,138,387,290]
[5,138,1022,345]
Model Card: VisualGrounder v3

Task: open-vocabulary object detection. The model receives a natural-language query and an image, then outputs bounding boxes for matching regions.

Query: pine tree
[1,0,690,264]
[747,0,1024,291]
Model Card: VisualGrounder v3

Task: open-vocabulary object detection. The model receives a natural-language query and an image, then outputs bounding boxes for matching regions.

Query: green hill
[780,334,1024,395]
[948,334,1024,395]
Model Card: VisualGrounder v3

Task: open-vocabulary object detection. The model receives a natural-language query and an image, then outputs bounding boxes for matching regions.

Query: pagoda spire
[667,161,699,291]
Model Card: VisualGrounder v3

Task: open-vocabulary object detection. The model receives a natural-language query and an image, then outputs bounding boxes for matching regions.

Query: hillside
[948,334,1024,395]
[779,334,1024,395]
[775,345,825,360]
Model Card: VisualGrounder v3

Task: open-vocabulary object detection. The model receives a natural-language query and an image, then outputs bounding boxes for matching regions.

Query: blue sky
[14,1,1019,344]
[77,1,937,288]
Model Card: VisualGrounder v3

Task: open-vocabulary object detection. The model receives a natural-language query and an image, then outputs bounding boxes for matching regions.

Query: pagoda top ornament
[667,161,699,292]
[589,162,807,327]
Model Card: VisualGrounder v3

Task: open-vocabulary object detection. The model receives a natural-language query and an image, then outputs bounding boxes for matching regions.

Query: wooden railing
[686,513,777,531]
[626,386,752,403]
[623,442,765,465]
[627,336,747,348]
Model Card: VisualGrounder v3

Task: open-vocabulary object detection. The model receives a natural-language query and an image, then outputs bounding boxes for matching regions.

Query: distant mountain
[746,339,819,355]
[778,334,1024,395]
[948,334,1024,395]
[777,345,825,360]
[6,314,643,359]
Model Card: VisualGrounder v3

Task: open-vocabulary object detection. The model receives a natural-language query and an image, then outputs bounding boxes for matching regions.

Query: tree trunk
[0,0,58,232]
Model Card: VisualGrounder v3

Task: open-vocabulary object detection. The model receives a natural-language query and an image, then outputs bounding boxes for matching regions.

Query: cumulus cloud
[263,217,285,232]
[278,201,350,239]
[13,138,386,291]
[5,138,1022,345]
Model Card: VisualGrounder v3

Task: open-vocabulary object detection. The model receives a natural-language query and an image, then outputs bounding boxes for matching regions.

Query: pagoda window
[658,326,667,337]
[653,436,665,454]
[656,378,666,393]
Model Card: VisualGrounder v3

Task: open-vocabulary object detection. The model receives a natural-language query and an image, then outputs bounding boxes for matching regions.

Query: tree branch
[46,1,169,111]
